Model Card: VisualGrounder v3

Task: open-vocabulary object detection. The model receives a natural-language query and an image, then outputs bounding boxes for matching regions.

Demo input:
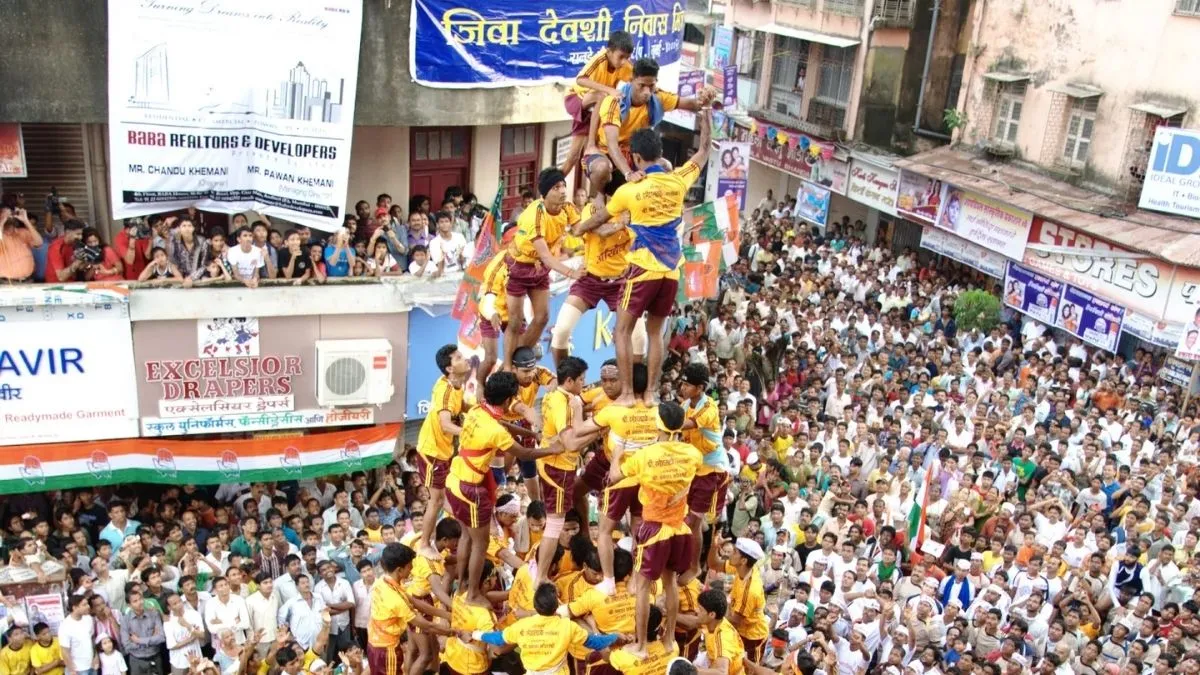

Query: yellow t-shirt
[609,640,679,675]
[539,389,578,472]
[417,376,466,461]
[405,551,447,600]
[580,203,632,279]
[481,253,511,323]
[501,366,556,423]
[596,90,681,154]
[511,201,580,264]
[501,615,589,675]
[448,407,516,485]
[593,403,659,463]
[555,570,594,604]
[568,581,636,633]
[363,525,383,543]
[582,384,612,413]
[443,595,496,675]
[571,48,633,97]
[1,643,32,675]
[509,563,536,614]
[616,440,703,528]
[687,397,723,475]
[703,619,747,675]
[30,640,62,675]
[729,567,771,641]
[606,162,700,278]
[368,577,417,648]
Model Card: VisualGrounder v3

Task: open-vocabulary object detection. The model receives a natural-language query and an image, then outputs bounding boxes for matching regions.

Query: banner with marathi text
[410,0,684,87]
[1,424,400,495]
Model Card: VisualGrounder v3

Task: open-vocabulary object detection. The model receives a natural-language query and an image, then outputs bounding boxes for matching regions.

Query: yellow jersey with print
[686,395,726,476]
[501,614,590,675]
[609,640,679,675]
[595,90,681,154]
[511,200,580,264]
[481,252,511,323]
[729,567,771,641]
[509,563,537,614]
[405,550,447,599]
[555,569,594,604]
[606,162,700,280]
[702,619,746,675]
[593,402,659,465]
[417,376,466,461]
[612,440,703,528]
[538,388,578,472]
[501,366,555,422]
[571,48,633,97]
[368,576,417,648]
[442,593,497,675]
[486,531,513,566]
[568,580,635,633]
[580,203,632,279]
[1,643,32,675]
[448,406,516,485]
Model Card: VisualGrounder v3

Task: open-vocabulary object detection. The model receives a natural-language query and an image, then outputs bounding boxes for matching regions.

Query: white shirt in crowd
[245,589,280,644]
[429,232,468,272]
[165,608,206,672]
[316,576,355,634]
[204,594,251,645]
[59,614,97,672]
[225,245,264,279]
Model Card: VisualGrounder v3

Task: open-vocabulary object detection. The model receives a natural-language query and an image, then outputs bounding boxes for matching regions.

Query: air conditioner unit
[316,339,395,407]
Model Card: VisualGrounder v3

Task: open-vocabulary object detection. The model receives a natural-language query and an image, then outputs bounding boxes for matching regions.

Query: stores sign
[847,161,898,215]
[1140,127,1200,219]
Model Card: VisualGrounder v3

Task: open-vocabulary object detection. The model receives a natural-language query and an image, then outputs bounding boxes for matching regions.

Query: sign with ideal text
[0,124,27,178]
[706,141,749,210]
[0,425,400,494]
[919,226,1005,279]
[106,0,363,230]
[0,291,139,446]
[1003,261,1063,325]
[847,160,899,215]
[1054,285,1125,352]
[1140,127,1200,219]
[895,170,942,225]
[935,184,1032,260]
[410,0,684,87]
[795,181,831,229]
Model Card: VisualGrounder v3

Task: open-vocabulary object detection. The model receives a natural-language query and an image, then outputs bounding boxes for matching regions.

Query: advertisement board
[846,160,899,215]
[1053,285,1125,352]
[794,181,831,229]
[740,121,845,192]
[935,184,1033,260]
[0,289,139,446]
[1140,127,1200,219]
[895,170,942,225]
[706,141,749,210]
[107,0,363,230]
[0,123,27,178]
[411,0,683,87]
[1003,261,1063,325]
[919,226,1006,279]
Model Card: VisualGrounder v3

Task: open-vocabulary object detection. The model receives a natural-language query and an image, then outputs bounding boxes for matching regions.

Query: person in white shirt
[225,228,264,287]
[322,490,364,533]
[164,592,207,675]
[203,577,251,647]
[277,575,327,652]
[351,558,375,647]
[314,560,356,656]
[428,211,468,275]
[244,573,279,658]
[1140,546,1182,609]
[59,594,97,675]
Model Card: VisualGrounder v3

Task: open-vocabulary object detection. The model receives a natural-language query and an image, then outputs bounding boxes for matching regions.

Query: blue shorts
[491,467,507,485]
[519,459,538,480]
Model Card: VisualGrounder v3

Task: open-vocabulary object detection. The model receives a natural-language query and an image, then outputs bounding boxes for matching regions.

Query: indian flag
[689,194,740,266]
[1,424,401,495]
[907,463,935,550]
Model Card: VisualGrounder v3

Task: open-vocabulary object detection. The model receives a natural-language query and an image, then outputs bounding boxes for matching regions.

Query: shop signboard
[895,170,942,225]
[846,160,899,215]
[1140,127,1200,219]
[919,226,1005,279]
[794,180,831,229]
[1002,261,1063,325]
[935,184,1032,260]
[1053,285,1125,353]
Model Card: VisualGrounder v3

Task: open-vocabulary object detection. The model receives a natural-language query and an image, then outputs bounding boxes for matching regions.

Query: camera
[44,187,62,215]
[74,245,103,265]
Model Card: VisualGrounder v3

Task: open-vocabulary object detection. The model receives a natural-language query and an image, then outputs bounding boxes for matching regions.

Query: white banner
[919,226,1006,279]
[846,160,898,215]
[0,300,139,446]
[1140,127,1200,219]
[107,0,363,230]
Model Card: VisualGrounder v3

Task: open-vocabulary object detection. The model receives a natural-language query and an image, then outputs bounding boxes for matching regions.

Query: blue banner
[405,289,618,418]
[1002,261,1063,326]
[1055,285,1125,353]
[410,0,685,87]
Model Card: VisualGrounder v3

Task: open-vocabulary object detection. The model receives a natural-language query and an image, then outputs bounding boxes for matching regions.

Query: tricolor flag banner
[690,193,740,267]
[2,424,400,495]
[452,181,505,320]
[907,463,935,550]
[679,241,721,302]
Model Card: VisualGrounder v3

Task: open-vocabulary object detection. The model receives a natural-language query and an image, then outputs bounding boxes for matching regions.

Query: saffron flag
[690,193,740,267]
[452,181,505,320]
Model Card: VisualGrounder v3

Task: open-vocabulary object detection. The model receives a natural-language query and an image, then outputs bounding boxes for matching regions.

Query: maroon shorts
[582,652,618,675]
[480,318,527,340]
[676,630,702,660]
[634,521,695,580]
[539,464,576,516]
[570,273,624,310]
[687,471,730,524]
[446,474,495,528]
[505,257,550,296]
[742,637,764,663]
[368,644,404,675]
[602,483,641,522]
[584,149,632,179]
[580,451,610,494]
[620,264,678,318]
[564,93,591,137]
[415,452,450,491]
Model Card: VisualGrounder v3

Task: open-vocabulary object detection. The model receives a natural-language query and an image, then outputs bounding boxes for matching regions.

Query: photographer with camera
[0,203,44,282]
[47,219,87,282]
[114,218,152,280]
[78,227,124,281]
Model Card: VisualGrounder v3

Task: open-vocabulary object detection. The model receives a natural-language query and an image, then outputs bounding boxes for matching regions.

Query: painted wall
[958,0,1200,186]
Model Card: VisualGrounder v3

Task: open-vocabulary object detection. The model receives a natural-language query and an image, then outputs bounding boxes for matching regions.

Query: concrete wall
[0,0,570,127]
[958,0,1200,186]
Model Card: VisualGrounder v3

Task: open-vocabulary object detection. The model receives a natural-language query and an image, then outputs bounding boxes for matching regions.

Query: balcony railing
[823,0,864,17]
[873,0,916,26]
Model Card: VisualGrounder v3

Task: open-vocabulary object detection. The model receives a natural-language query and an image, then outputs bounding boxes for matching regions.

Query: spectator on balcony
[114,218,150,281]
[198,257,233,283]
[0,204,43,283]
[252,221,278,279]
[268,228,284,252]
[138,246,185,284]
[409,194,431,218]
[227,227,266,289]
[149,214,175,253]
[47,219,85,282]
[324,229,355,278]
[80,227,124,282]
[366,238,402,277]
[405,211,433,267]
[168,216,210,281]
[407,245,433,278]
[278,230,314,284]
[429,210,468,276]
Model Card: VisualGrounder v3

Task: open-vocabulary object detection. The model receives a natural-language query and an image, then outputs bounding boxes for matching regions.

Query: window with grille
[413,129,468,161]
[1061,98,1098,168]
[992,82,1027,145]
[815,46,854,106]
[501,125,537,158]
[873,0,915,24]
[1177,0,1200,16]
[769,36,808,117]
[824,0,865,16]
[808,100,847,129]
[736,30,764,78]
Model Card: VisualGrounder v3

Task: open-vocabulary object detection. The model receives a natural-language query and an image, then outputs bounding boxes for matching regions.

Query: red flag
[457,297,482,350]
[452,182,505,320]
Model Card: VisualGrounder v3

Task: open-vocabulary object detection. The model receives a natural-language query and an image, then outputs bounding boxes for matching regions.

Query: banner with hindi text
[410,0,685,87]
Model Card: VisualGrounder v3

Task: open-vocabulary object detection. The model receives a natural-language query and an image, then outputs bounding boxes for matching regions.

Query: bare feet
[612,393,638,407]
[641,392,659,406]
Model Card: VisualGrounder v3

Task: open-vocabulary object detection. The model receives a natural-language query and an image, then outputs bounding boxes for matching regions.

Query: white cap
[955,559,970,571]
[747,452,760,465]
[735,537,765,561]
[309,659,328,672]
[862,599,880,612]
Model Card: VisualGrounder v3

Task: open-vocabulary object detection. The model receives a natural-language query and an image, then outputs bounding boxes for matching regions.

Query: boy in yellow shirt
[559,32,636,177]
[475,584,619,675]
[696,589,746,675]
[415,343,471,558]
[442,560,502,675]
[0,626,31,675]
[29,623,62,675]
[609,605,679,675]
